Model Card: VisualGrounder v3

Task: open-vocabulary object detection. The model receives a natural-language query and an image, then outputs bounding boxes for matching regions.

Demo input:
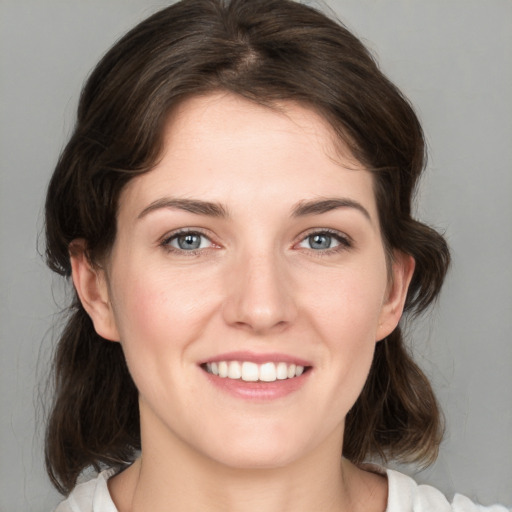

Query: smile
[204,361,306,382]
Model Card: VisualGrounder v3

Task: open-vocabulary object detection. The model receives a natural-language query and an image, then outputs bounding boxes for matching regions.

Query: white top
[55,467,510,512]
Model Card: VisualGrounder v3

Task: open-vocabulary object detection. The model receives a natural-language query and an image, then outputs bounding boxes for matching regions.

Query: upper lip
[198,351,312,367]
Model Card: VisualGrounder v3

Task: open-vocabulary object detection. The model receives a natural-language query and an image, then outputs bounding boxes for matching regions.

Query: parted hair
[44,0,450,495]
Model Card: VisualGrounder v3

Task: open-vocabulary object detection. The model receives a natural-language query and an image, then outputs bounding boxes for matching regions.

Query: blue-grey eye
[298,232,342,250]
[310,233,333,250]
[169,232,210,251]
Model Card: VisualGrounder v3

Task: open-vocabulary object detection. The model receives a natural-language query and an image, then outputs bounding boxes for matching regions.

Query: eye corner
[294,229,353,254]
[159,228,221,255]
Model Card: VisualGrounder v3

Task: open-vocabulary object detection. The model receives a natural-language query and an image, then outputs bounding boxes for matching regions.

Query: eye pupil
[309,234,331,250]
[178,234,201,250]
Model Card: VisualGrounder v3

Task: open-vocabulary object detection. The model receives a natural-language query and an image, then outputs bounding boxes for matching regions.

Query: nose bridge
[223,242,296,333]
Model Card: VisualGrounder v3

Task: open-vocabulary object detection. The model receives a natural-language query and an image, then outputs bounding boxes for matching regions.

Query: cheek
[304,262,388,340]
[108,269,213,407]
[301,259,388,397]
[110,262,219,358]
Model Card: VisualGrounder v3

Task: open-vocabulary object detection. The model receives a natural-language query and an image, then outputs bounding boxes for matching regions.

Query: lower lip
[202,369,311,400]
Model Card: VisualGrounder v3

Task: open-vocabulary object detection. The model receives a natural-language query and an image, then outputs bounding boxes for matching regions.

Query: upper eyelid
[161,227,214,243]
[158,230,218,255]
[293,230,354,256]
[295,228,352,244]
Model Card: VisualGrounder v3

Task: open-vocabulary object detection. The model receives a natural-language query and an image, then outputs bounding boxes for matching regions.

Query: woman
[44,0,507,510]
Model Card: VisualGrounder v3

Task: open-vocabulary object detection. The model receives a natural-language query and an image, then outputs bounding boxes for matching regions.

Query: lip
[202,369,311,400]
[198,351,313,401]
[198,351,312,367]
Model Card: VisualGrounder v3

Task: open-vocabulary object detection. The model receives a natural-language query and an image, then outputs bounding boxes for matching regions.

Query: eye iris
[177,234,202,250]
[309,233,331,250]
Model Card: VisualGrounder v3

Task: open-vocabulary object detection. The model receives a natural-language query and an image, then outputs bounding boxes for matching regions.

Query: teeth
[276,362,288,380]
[228,360,242,379]
[259,362,276,382]
[241,362,259,382]
[218,361,228,378]
[205,361,307,382]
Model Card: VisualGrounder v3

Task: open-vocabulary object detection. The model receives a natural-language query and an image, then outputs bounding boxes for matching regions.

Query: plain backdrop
[1,1,511,510]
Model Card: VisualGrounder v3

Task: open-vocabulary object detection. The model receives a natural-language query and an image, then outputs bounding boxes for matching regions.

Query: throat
[108,456,387,512]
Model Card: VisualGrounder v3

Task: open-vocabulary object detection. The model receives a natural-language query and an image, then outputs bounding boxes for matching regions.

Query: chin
[194,424,315,471]
[208,444,300,471]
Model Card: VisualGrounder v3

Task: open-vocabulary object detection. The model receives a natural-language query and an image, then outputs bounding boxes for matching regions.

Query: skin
[71,92,414,512]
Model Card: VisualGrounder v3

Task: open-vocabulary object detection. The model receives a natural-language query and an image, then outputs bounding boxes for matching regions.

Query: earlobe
[376,252,415,342]
[69,239,120,342]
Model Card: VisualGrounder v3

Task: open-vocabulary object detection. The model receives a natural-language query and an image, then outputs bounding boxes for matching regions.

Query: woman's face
[78,93,412,469]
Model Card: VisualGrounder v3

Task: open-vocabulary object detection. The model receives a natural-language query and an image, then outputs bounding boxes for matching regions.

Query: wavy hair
[45,0,450,494]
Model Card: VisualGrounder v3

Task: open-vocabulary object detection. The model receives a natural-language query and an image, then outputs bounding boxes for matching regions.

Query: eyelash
[160,229,217,256]
[296,229,353,256]
[159,228,353,256]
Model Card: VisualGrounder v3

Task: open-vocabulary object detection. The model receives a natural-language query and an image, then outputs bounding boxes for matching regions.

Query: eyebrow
[138,198,229,219]
[137,196,371,222]
[291,198,372,222]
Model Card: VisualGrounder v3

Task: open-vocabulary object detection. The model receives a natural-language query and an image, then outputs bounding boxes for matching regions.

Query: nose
[222,250,298,334]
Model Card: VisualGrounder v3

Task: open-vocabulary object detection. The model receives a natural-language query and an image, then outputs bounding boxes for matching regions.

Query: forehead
[118,92,377,219]
[164,92,355,166]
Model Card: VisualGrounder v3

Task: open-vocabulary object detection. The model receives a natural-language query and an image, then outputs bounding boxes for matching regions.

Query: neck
[110,441,386,512]
[108,404,387,512]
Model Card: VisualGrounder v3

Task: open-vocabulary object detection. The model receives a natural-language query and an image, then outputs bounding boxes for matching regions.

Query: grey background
[1,0,511,510]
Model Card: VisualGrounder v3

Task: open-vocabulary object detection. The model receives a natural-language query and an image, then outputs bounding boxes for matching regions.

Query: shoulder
[386,468,511,512]
[54,469,118,512]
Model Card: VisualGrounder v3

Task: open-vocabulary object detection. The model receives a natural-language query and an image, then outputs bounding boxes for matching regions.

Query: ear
[376,251,415,342]
[69,239,120,342]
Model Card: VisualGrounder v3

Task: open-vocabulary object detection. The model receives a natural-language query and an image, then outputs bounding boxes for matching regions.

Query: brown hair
[44,0,450,495]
